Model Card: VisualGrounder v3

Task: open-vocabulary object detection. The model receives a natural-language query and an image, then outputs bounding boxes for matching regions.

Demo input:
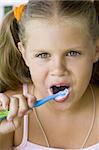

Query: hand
[0,92,36,134]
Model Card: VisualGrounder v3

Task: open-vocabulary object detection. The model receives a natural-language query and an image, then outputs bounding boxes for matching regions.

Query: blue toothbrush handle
[33,94,56,107]
[33,89,68,107]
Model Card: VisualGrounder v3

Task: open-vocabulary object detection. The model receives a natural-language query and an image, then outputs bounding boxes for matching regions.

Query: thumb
[25,93,36,108]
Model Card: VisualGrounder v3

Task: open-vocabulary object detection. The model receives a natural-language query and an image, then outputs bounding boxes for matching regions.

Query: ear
[18,42,25,54]
[93,38,99,63]
[18,42,29,67]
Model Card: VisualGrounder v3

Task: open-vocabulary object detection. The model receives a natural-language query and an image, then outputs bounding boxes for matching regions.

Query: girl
[0,0,99,149]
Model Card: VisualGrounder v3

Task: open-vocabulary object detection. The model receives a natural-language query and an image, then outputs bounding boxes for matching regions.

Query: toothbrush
[0,89,69,120]
[0,110,9,120]
[33,88,69,107]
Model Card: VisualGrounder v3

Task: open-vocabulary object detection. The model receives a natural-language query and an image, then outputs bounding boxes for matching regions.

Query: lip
[49,82,71,88]
[54,91,70,103]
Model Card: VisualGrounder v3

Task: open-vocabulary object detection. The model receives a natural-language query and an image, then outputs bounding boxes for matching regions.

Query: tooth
[56,85,61,87]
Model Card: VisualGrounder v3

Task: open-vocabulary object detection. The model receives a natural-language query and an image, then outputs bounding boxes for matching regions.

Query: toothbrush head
[54,88,69,101]
[56,88,69,96]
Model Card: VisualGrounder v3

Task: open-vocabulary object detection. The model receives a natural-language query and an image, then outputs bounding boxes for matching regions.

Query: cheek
[69,60,93,101]
[68,58,93,83]
[27,60,49,81]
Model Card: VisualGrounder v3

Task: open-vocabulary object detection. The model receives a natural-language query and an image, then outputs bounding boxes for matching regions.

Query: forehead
[25,19,92,50]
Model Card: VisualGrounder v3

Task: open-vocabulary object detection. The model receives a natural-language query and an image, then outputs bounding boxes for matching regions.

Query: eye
[66,50,81,57]
[35,52,51,59]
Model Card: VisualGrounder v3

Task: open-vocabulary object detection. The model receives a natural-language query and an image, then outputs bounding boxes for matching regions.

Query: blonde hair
[0,0,99,92]
[0,11,31,92]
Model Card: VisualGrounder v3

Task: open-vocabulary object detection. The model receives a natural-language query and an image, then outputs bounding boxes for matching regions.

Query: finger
[7,96,19,121]
[13,94,28,117]
[25,93,36,108]
[0,93,9,110]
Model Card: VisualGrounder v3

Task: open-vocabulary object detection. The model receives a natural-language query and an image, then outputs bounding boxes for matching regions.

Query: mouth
[48,84,71,103]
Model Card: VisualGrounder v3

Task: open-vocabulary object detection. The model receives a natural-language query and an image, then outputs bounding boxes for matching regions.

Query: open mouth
[50,85,69,94]
[49,85,70,102]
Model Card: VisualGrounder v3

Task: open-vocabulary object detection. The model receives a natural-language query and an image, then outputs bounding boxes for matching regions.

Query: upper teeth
[55,85,61,87]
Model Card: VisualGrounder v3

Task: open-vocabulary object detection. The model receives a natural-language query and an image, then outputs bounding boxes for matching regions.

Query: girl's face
[20,19,98,111]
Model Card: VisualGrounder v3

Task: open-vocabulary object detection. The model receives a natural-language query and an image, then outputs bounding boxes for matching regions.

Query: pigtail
[0,10,31,92]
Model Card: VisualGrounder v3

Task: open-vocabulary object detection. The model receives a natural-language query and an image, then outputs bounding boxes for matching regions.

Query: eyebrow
[31,46,86,52]
[30,41,91,52]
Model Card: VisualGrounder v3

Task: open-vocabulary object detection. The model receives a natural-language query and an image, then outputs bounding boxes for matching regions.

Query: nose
[50,56,68,77]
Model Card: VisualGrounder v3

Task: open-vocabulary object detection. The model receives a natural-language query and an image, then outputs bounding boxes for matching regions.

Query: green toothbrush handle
[0,110,9,121]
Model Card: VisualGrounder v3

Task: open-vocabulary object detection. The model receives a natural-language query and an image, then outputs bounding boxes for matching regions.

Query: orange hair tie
[14,4,25,22]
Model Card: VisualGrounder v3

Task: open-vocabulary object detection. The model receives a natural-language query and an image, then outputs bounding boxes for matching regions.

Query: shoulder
[0,132,14,149]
